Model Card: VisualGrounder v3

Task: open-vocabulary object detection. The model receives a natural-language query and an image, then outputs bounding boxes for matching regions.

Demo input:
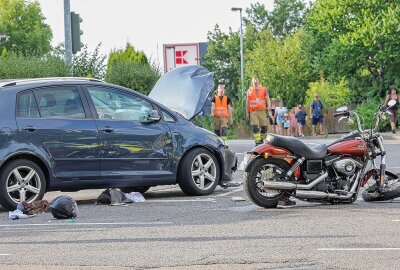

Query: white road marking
[0,254,10,256]
[147,198,216,203]
[318,248,400,251]
[215,187,243,197]
[392,220,400,222]
[0,222,172,228]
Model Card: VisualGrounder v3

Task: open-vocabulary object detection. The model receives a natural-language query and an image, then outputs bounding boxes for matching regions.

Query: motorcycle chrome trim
[263,172,328,190]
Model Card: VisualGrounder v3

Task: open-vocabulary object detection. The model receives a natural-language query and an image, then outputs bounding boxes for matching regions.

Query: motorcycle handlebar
[333,111,349,117]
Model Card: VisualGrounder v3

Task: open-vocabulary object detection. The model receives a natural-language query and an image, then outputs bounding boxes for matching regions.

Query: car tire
[0,159,46,211]
[121,187,151,193]
[178,148,220,196]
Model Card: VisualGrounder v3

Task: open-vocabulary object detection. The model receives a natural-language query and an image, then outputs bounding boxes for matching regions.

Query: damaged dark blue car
[0,65,237,210]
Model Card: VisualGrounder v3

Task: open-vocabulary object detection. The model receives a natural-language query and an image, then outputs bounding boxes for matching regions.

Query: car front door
[84,86,174,185]
[16,85,101,181]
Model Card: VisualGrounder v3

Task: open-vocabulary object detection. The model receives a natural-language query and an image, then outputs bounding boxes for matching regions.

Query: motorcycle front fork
[374,137,386,192]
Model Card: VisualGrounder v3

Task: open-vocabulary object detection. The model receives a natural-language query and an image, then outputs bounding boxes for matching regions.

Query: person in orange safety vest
[246,76,272,145]
[211,83,233,141]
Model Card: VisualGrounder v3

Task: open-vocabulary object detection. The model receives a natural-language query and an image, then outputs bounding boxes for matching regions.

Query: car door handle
[100,126,114,133]
[22,125,36,132]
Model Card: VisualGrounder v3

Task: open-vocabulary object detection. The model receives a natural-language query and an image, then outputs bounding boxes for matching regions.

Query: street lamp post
[231,7,244,96]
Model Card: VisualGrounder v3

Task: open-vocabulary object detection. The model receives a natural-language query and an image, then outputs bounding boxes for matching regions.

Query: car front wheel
[178,148,220,196]
[0,159,46,210]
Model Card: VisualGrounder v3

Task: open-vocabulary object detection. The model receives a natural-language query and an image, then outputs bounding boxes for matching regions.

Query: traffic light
[70,12,83,54]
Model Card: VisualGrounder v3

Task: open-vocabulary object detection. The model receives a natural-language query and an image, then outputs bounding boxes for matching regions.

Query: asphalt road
[1,139,400,270]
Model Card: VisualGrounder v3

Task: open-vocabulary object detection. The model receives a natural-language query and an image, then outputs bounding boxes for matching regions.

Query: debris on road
[8,209,35,220]
[96,188,146,206]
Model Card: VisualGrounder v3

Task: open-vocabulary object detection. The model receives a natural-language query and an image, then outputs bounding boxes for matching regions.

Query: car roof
[0,77,103,88]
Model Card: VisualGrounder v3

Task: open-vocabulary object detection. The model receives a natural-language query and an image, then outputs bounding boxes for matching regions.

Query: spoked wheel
[362,171,400,202]
[244,158,291,208]
[0,160,46,210]
[178,148,219,196]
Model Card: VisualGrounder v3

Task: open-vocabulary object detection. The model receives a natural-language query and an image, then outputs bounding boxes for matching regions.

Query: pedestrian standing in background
[296,105,307,137]
[246,76,271,145]
[283,113,290,136]
[211,83,233,141]
[310,93,324,136]
[274,99,287,135]
[289,108,297,136]
[269,98,277,134]
[384,86,400,134]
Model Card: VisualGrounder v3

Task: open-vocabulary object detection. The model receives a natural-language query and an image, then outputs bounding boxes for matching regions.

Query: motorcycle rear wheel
[244,157,292,208]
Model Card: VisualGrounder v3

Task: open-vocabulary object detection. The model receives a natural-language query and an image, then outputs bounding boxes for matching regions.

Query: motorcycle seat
[265,134,327,159]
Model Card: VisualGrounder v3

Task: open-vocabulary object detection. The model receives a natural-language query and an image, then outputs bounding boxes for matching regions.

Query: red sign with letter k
[175,50,188,64]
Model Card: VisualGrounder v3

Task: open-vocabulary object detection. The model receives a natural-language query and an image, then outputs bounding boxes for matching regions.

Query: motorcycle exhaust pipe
[294,190,329,199]
[263,172,328,190]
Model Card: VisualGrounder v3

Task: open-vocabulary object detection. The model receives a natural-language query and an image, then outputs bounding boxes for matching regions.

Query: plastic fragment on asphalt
[67,219,76,223]
[231,196,246,202]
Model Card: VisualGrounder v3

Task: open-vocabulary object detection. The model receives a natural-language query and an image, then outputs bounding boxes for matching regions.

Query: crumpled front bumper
[217,145,238,183]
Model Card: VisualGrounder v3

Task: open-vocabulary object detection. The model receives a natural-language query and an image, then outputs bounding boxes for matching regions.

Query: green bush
[355,100,390,132]
[0,54,69,79]
[104,62,160,95]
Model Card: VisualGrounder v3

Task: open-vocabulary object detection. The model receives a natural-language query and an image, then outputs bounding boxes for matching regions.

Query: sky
[36,0,274,66]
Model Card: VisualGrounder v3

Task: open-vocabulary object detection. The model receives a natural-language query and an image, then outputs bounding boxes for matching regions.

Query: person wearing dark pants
[211,83,233,141]
[384,86,400,134]
[310,93,324,136]
[246,76,271,145]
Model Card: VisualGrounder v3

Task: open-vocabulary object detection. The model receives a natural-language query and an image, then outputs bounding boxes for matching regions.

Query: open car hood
[149,65,214,120]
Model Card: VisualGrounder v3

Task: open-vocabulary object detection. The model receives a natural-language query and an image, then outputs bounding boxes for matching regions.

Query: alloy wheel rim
[255,164,282,198]
[191,154,217,190]
[6,166,41,203]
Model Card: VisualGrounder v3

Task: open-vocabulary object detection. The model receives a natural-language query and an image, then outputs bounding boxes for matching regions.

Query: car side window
[87,87,153,121]
[16,91,40,118]
[33,87,85,119]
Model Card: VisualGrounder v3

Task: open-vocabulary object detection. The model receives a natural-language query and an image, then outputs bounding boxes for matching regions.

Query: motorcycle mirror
[336,106,348,112]
[388,100,396,108]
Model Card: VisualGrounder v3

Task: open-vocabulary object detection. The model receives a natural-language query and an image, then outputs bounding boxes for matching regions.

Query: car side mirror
[388,100,396,108]
[336,106,348,112]
[147,110,161,122]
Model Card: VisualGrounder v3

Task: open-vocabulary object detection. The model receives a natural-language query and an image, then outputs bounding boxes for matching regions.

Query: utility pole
[64,0,72,72]
[231,7,244,96]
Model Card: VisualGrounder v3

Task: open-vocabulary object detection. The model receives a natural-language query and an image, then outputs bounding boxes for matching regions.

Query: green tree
[305,75,351,108]
[305,0,400,99]
[0,54,68,79]
[105,43,159,94]
[107,43,148,69]
[53,43,107,79]
[0,0,52,56]
[245,0,309,39]
[203,25,241,99]
[104,62,160,95]
[246,29,311,108]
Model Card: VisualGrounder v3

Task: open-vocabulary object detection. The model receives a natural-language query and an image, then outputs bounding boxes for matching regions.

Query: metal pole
[64,0,72,72]
[239,9,244,96]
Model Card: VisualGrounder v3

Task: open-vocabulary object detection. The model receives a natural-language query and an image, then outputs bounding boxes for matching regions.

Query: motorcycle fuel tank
[328,139,367,157]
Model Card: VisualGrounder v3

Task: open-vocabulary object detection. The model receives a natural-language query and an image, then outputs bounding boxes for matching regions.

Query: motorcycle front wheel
[362,171,400,202]
[243,157,292,208]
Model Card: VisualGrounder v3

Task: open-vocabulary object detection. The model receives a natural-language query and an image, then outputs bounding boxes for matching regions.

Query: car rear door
[83,85,175,185]
[16,85,101,181]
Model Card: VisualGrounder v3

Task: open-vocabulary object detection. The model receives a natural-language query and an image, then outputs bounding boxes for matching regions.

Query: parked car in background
[0,66,237,210]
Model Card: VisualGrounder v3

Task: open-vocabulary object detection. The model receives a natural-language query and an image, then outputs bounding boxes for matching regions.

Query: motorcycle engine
[333,158,362,176]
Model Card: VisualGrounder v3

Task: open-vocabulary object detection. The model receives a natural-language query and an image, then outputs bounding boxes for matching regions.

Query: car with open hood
[0,65,237,210]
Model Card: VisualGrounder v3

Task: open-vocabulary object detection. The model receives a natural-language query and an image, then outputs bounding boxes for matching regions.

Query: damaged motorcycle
[244,100,400,208]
